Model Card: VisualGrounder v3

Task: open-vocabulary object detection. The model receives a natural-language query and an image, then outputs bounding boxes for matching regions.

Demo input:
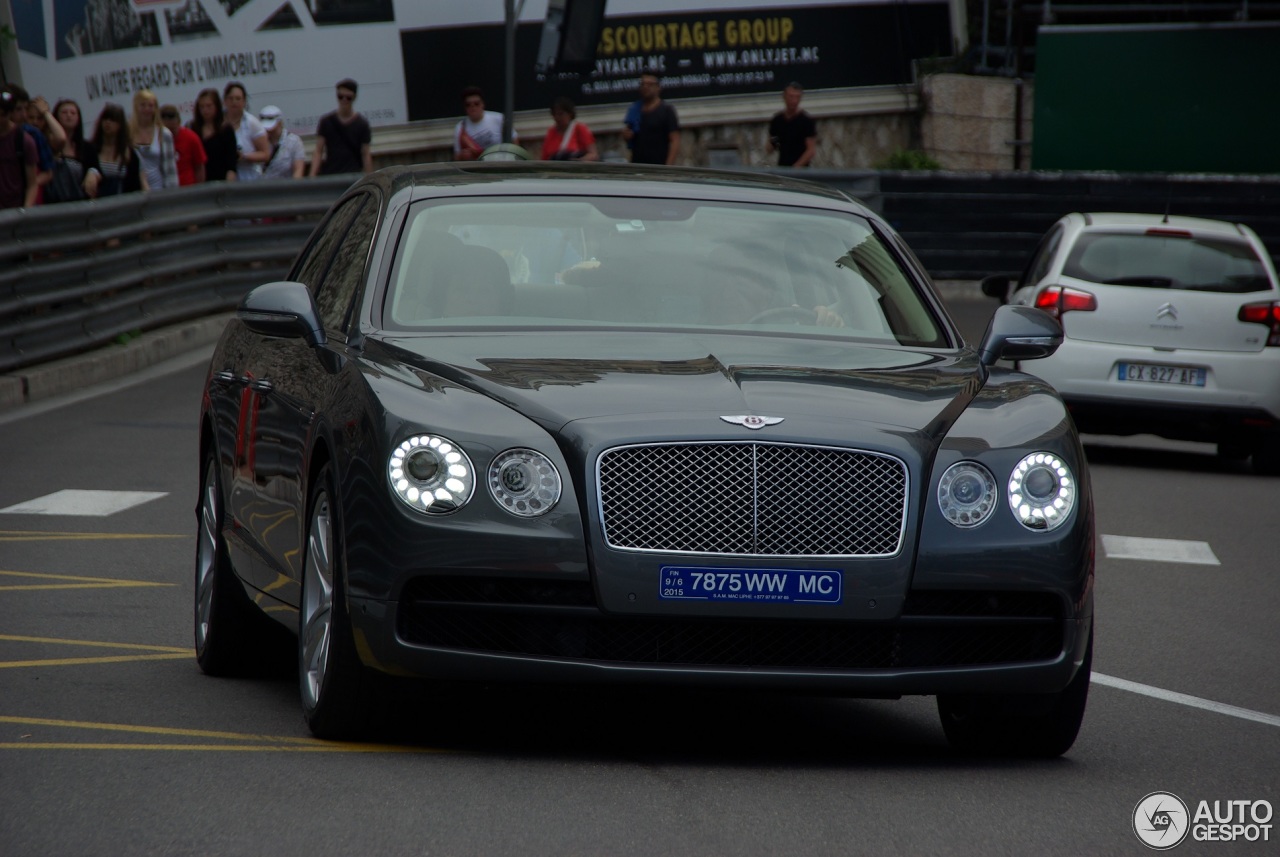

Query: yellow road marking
[0,570,175,592]
[0,634,190,668]
[0,716,437,753]
[0,531,185,542]
[0,634,189,653]
[0,653,191,669]
[0,743,425,752]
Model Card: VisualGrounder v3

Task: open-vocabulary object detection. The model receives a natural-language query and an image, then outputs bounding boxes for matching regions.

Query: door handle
[247,379,274,394]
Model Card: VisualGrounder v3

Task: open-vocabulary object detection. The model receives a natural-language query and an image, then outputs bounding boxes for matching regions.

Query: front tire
[299,463,375,739]
[938,628,1092,758]
[195,454,267,676]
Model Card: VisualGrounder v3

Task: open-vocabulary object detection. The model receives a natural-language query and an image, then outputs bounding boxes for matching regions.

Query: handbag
[45,157,87,204]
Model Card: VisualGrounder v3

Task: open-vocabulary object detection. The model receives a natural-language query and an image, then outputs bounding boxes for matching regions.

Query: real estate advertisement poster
[5,0,956,134]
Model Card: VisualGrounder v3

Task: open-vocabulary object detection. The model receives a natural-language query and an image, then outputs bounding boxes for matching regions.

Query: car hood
[378,331,981,442]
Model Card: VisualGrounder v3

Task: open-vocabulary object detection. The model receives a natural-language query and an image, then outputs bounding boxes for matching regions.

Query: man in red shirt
[540,97,598,161]
[161,103,207,185]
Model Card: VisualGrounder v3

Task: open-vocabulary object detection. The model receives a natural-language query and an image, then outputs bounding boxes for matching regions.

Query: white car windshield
[385,196,947,348]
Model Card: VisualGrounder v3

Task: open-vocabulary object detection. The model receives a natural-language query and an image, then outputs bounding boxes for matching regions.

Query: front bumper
[349,580,1093,696]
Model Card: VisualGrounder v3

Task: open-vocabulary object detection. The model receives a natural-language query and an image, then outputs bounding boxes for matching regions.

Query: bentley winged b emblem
[720,415,785,430]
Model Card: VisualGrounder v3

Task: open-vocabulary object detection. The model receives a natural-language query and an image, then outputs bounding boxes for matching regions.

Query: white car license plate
[659,566,842,604]
[1118,363,1206,386]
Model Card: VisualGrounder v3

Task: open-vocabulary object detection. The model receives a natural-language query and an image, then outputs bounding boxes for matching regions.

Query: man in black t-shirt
[767,82,817,168]
[310,78,372,176]
[623,73,680,165]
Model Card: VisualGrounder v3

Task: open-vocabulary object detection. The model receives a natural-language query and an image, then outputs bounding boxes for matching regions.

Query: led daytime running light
[1007,452,1076,531]
[387,434,474,515]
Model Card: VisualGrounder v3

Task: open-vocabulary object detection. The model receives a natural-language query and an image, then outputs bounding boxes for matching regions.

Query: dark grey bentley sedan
[195,162,1093,755]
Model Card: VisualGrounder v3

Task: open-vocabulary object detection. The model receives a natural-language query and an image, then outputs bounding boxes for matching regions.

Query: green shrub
[876,149,943,170]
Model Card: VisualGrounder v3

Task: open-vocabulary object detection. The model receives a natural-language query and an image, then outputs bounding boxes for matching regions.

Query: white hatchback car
[983,212,1280,474]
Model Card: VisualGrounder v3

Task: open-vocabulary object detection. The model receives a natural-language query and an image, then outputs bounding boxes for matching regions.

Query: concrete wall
[920,73,1034,171]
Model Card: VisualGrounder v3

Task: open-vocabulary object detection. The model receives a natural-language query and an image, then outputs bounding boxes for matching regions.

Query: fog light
[489,449,561,517]
[937,461,997,528]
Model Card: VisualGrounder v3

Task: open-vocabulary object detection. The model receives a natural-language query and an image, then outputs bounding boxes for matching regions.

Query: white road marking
[0,489,168,517]
[1101,534,1220,565]
[1093,673,1280,728]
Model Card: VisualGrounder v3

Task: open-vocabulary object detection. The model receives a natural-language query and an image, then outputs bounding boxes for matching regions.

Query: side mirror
[980,274,1017,304]
[978,305,1062,366]
[237,281,327,347]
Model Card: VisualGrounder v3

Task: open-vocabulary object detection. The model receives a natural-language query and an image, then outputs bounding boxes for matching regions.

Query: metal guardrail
[0,176,353,373]
[4,168,1279,374]
[877,170,1280,279]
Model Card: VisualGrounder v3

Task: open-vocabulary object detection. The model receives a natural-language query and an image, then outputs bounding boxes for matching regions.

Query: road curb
[0,313,232,413]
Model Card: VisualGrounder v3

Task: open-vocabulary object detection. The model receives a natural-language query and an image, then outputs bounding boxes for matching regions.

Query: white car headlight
[937,461,998,528]
[1008,452,1076,531]
[488,448,561,517]
[388,434,475,514]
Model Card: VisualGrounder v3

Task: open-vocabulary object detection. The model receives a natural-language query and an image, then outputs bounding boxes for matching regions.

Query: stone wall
[366,87,920,171]
[369,77,1031,172]
[920,73,1034,171]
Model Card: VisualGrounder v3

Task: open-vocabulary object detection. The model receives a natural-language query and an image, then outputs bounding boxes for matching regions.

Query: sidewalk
[0,314,233,413]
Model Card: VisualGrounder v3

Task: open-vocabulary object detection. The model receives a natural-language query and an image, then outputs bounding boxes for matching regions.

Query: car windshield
[1062,231,1272,293]
[384,195,947,347]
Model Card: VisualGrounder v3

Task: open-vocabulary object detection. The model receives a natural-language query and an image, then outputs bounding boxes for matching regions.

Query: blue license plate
[659,566,842,604]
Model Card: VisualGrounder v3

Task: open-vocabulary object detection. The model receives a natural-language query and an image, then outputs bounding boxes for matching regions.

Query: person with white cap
[258,105,306,179]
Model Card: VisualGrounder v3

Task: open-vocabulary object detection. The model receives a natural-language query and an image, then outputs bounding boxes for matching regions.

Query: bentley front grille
[596,442,907,557]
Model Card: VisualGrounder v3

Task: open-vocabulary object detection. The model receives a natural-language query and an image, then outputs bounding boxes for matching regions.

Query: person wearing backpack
[0,89,39,209]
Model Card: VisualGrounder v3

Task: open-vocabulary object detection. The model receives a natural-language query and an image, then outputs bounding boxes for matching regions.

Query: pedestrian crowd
[0,77,370,210]
[1,71,822,209]
[450,73,816,169]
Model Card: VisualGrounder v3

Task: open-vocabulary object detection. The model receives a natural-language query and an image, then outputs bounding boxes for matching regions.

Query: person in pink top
[540,97,598,161]
[160,103,207,185]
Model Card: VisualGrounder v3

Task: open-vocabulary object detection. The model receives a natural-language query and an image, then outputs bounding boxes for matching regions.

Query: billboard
[6,1,956,134]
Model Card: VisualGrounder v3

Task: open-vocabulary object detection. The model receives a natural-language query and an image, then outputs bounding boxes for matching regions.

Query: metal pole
[979,0,990,71]
[503,0,523,144]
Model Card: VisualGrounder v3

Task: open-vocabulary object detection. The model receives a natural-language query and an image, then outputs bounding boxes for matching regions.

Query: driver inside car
[700,244,846,327]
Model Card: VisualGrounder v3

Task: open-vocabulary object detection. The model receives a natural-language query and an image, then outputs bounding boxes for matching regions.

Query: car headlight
[937,461,998,528]
[1008,452,1076,531]
[388,434,475,514]
[488,448,561,517]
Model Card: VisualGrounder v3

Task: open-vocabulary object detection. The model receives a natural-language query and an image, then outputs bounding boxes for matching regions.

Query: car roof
[1076,212,1249,237]
[361,161,874,216]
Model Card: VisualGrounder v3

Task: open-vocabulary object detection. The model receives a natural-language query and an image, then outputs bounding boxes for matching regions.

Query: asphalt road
[1,299,1277,856]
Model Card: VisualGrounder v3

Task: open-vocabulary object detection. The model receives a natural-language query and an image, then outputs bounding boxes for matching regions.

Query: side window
[292,196,364,295]
[1020,224,1063,289]
[315,196,379,333]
